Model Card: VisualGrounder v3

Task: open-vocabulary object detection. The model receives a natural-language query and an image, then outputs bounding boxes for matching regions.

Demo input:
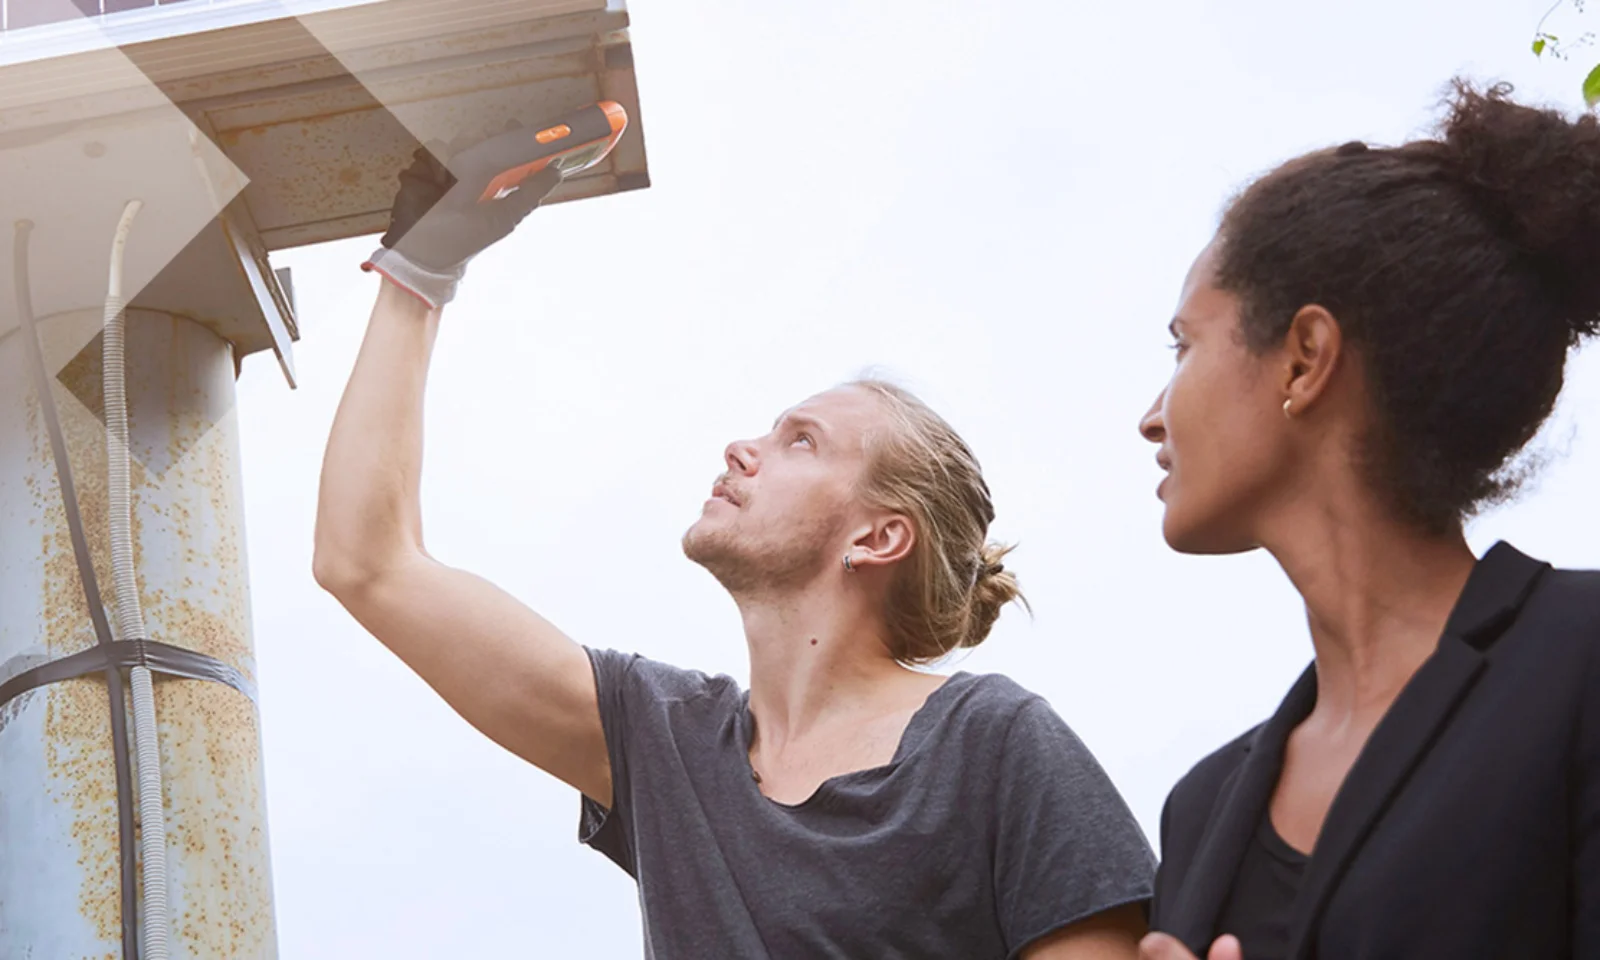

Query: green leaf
[1534,37,1548,55]
[1586,63,1600,106]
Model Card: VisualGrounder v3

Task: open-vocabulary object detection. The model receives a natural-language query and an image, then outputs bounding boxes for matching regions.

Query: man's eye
[794,433,814,447]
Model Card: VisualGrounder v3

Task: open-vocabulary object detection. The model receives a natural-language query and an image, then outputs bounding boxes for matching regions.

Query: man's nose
[724,440,758,475]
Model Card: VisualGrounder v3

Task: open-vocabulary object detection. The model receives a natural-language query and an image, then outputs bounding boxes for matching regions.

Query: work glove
[362,135,563,310]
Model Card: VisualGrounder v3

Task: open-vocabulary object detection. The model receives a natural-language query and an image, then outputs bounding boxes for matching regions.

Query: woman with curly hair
[1137,82,1600,960]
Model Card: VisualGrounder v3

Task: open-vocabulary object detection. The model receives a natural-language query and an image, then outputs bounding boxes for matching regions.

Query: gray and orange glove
[362,138,563,310]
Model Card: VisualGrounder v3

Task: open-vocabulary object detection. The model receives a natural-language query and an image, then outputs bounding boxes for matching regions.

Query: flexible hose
[103,198,172,960]
[16,218,143,959]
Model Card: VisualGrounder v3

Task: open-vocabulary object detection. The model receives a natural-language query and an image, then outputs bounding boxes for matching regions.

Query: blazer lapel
[1165,665,1319,953]
[1284,541,1551,960]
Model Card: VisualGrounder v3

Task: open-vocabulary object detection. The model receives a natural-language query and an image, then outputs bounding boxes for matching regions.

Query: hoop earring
[1283,398,1294,419]
[842,554,855,573]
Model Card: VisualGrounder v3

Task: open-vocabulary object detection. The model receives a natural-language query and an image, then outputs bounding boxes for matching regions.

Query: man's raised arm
[311,149,612,806]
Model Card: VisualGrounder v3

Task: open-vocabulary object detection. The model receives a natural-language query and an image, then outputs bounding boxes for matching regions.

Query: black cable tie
[0,639,259,716]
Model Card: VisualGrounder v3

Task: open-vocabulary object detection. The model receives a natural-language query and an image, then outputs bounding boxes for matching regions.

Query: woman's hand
[1138,932,1243,960]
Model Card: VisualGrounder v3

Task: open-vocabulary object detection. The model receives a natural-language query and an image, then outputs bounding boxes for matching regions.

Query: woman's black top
[1213,813,1309,960]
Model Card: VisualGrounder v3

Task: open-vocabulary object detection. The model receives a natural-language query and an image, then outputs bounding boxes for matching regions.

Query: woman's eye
[794,433,814,447]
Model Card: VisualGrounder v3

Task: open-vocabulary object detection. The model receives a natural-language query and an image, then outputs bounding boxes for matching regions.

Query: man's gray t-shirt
[579,648,1156,959]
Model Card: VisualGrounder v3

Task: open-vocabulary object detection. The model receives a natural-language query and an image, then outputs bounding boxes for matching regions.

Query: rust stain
[148,598,255,683]
[35,370,113,659]
[31,354,128,947]
[42,679,123,945]
[158,680,275,956]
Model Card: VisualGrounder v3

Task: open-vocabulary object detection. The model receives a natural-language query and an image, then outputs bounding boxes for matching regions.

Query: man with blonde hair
[315,147,1154,958]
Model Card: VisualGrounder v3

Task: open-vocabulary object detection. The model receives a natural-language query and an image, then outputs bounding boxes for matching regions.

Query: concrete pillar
[0,307,277,958]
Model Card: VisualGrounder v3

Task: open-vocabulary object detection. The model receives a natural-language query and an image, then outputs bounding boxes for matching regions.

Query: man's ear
[846,514,915,571]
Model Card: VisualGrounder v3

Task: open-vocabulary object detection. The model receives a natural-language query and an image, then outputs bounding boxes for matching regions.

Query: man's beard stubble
[681,514,837,598]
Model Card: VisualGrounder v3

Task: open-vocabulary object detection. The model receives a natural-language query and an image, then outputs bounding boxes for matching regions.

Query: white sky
[238,1,1600,955]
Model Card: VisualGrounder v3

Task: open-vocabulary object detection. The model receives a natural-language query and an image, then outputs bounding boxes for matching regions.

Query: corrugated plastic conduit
[104,198,173,960]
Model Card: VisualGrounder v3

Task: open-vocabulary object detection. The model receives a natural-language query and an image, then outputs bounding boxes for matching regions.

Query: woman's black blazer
[1149,541,1600,959]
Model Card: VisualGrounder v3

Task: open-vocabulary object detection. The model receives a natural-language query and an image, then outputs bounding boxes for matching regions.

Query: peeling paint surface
[0,308,277,957]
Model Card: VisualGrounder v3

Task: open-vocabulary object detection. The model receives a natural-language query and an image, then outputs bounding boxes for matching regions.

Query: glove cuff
[361,247,468,311]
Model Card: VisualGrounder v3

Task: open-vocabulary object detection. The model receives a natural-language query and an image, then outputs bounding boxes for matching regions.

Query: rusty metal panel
[214,62,602,240]
[0,307,277,957]
[183,1,648,251]
[1,0,648,364]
